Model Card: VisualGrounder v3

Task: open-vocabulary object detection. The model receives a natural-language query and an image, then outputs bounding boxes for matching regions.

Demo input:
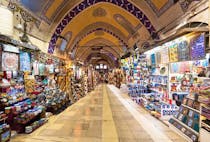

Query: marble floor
[11,85,187,142]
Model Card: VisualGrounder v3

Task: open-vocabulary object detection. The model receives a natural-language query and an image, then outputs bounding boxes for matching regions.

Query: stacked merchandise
[87,66,95,92]
[169,97,200,142]
[93,71,100,87]
[35,88,70,114]
[122,54,150,104]
[2,94,46,133]
[197,78,210,142]
[83,74,88,95]
[139,32,210,141]
[65,69,73,101]
[113,69,124,88]
[25,118,47,134]
[139,93,179,119]
[144,46,170,104]
[70,77,85,102]
[169,58,209,106]
[0,112,10,142]
[0,74,46,134]
[56,65,67,92]
[13,106,45,133]
[108,72,115,84]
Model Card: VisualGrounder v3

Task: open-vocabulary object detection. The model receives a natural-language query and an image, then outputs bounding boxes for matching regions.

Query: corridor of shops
[0,0,209,142]
[11,85,186,142]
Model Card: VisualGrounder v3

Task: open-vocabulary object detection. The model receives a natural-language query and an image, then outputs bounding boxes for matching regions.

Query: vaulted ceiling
[14,0,201,68]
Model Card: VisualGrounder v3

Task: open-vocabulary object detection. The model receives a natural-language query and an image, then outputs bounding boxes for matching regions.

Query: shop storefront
[121,32,210,142]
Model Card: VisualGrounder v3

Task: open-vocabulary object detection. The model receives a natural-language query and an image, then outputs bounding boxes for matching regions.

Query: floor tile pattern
[11,85,187,142]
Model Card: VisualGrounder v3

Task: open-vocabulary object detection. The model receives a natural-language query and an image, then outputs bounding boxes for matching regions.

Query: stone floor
[11,85,187,142]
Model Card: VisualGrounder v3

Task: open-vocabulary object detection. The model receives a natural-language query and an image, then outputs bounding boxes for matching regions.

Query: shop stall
[122,32,210,141]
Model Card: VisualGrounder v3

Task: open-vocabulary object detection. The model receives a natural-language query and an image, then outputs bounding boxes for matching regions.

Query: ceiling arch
[76,46,120,62]
[48,0,158,54]
[69,27,127,53]
[67,22,128,52]
[74,37,123,60]
[84,53,117,68]
[81,48,117,62]
[76,31,124,53]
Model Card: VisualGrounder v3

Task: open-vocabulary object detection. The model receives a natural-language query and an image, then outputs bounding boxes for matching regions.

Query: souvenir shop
[121,32,210,142]
[0,35,99,141]
[107,69,124,88]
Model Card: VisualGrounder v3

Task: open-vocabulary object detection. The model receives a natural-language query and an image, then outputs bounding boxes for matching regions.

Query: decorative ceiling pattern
[70,27,128,53]
[67,21,128,53]
[179,0,201,12]
[48,0,158,54]
[18,0,69,24]
[92,7,107,17]
[75,37,123,58]
[114,14,141,37]
[146,0,175,17]
[85,53,118,67]
[77,46,120,62]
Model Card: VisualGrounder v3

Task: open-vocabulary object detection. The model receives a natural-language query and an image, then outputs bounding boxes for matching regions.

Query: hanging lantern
[0,6,13,37]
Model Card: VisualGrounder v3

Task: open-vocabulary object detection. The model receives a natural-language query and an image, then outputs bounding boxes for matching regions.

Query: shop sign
[3,44,19,53]
[11,39,38,50]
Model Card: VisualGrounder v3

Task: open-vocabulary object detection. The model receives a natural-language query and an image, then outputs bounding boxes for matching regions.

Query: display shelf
[197,77,210,80]
[0,128,11,142]
[0,96,29,107]
[25,118,48,134]
[170,91,189,94]
[201,104,210,110]
[13,106,33,116]
[201,122,210,131]
[172,117,199,135]
[152,82,167,86]
[169,123,193,142]
[201,112,210,120]
[15,110,43,125]
[150,88,165,94]
[151,74,168,77]
[182,104,200,113]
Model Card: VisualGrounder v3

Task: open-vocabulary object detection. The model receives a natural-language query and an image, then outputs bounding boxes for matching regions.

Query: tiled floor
[11,85,187,142]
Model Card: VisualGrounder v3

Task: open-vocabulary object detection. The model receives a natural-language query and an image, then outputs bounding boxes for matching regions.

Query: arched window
[60,32,71,51]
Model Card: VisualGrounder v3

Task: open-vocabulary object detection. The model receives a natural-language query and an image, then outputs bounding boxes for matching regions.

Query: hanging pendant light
[0,5,13,37]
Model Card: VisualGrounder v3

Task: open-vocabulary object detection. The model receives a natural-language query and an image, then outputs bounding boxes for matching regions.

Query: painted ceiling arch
[17,0,174,28]
[48,0,158,54]
[68,28,128,54]
[66,22,129,52]
[77,32,124,53]
[76,46,120,62]
[83,50,117,61]
[84,53,117,68]
[75,37,124,60]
